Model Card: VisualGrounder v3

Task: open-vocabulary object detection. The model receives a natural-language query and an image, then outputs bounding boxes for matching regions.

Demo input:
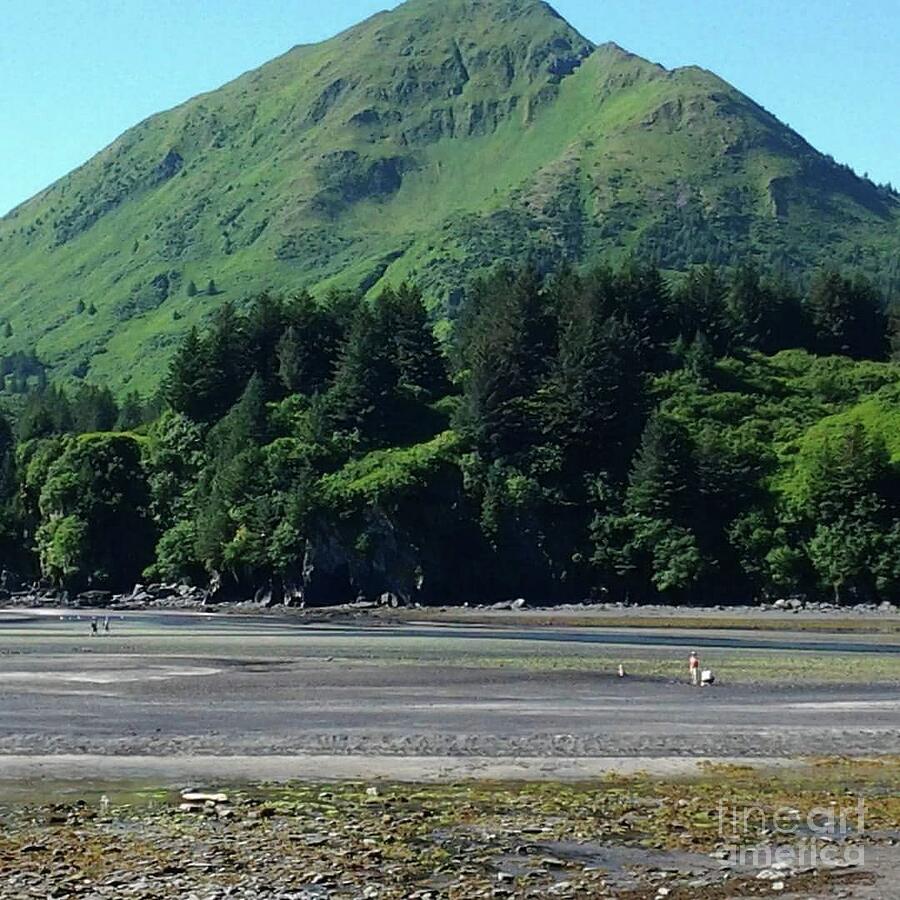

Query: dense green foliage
[1,0,898,394]
[1,260,899,607]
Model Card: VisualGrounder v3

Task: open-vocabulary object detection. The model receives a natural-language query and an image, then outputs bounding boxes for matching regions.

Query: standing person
[103,617,110,635]
[90,618,99,637]
[689,651,700,687]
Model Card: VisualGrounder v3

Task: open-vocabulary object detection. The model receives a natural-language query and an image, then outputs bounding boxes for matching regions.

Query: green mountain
[1,0,898,393]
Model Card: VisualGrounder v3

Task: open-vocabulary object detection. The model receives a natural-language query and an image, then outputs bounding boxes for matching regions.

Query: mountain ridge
[0,0,897,393]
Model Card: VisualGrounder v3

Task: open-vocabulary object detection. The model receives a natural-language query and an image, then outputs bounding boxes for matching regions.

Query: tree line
[1,261,899,606]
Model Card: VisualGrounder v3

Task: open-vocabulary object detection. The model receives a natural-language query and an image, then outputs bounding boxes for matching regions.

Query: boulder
[253,586,277,607]
[74,590,113,608]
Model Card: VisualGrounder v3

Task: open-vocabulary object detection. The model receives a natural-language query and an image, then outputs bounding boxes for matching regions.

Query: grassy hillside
[1,0,898,394]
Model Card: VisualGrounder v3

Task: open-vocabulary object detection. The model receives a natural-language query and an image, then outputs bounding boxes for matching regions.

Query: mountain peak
[355,0,593,54]
[399,0,568,17]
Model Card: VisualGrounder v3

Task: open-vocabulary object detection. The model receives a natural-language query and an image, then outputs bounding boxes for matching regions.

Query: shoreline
[5,600,900,631]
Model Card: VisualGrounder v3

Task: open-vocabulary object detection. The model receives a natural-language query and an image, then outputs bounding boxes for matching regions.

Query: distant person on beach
[103,617,110,634]
[689,651,700,687]
[90,619,99,636]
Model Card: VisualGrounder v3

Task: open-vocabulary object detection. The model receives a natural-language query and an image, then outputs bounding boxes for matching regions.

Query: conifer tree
[276,325,305,395]
[626,412,694,522]
[382,284,448,402]
[672,265,733,355]
[544,302,644,476]
[165,327,215,423]
[17,386,74,441]
[280,290,343,395]
[72,384,118,433]
[727,262,765,348]
[806,270,888,359]
[682,330,716,384]
[611,260,674,366]
[456,266,554,458]
[195,375,272,577]
[245,292,286,394]
[117,392,145,431]
[203,302,248,419]
[208,373,269,462]
[326,303,398,444]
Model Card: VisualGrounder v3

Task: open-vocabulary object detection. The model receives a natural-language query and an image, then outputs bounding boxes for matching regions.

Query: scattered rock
[181,792,229,804]
[178,790,231,816]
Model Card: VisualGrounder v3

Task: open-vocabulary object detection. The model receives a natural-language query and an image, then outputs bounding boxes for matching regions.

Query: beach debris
[489,597,529,611]
[181,791,229,804]
[178,789,231,815]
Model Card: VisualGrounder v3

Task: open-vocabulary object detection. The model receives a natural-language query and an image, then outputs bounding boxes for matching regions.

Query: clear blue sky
[2,0,898,216]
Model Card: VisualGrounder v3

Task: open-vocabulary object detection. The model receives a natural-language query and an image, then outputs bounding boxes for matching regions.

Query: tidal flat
[1,609,899,761]
[2,762,899,899]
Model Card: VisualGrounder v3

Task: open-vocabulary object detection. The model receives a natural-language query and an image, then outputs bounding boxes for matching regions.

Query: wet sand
[0,753,805,793]
[1,610,898,772]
